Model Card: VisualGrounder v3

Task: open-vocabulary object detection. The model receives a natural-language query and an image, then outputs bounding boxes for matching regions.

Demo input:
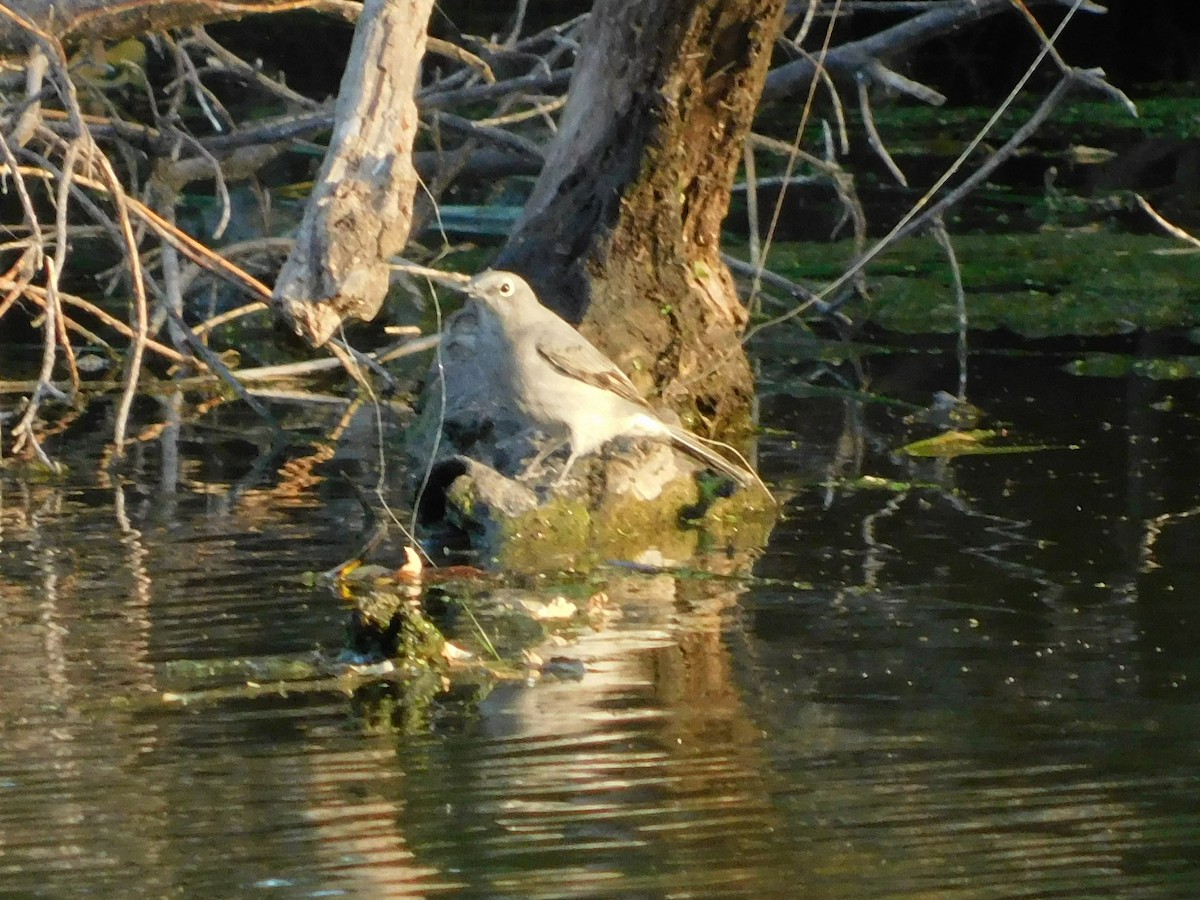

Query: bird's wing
[534,332,651,410]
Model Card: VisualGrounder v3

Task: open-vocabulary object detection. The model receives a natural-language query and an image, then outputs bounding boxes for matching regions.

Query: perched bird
[465,268,763,490]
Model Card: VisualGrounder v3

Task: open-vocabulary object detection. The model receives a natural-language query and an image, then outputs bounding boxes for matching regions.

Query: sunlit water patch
[3,347,1200,896]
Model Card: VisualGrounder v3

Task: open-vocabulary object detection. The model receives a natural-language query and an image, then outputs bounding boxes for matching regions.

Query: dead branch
[763,0,1106,103]
[0,0,1132,468]
[1,278,191,365]
[1136,196,1200,252]
[0,1,360,58]
[272,0,437,346]
[4,156,274,300]
[892,69,1121,244]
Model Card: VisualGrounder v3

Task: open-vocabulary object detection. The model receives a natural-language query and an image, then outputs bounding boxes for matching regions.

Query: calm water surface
[2,346,1200,898]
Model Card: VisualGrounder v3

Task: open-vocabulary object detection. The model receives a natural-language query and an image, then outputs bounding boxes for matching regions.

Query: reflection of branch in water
[840,480,1058,606]
[1141,504,1200,573]
[939,490,1059,596]
[803,362,1067,604]
[0,479,171,871]
[859,490,904,592]
[821,393,868,509]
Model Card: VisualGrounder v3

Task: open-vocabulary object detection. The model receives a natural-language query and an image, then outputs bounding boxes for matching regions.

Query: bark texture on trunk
[497,0,787,431]
[272,0,433,346]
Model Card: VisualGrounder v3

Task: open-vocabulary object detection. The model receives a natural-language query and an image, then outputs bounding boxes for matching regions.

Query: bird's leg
[520,435,567,479]
[553,448,583,486]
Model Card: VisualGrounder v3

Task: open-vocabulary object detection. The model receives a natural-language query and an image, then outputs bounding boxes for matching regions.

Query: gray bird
[465,269,762,489]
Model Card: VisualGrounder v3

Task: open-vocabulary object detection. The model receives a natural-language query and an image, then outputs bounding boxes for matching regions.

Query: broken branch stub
[272,0,435,347]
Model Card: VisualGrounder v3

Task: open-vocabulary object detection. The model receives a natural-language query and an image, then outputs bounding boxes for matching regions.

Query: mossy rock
[436,454,776,575]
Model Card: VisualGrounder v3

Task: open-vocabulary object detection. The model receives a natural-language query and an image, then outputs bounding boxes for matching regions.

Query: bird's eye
[499,280,513,296]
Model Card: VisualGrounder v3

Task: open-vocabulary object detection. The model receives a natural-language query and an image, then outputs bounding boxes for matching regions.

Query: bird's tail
[666,425,773,500]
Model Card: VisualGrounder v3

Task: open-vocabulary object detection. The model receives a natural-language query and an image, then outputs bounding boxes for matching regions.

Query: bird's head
[465,269,537,314]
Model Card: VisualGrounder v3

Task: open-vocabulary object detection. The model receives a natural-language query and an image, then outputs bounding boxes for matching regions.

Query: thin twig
[156,190,189,352]
[188,26,322,110]
[931,219,968,399]
[477,96,566,128]
[160,304,282,434]
[191,300,270,336]
[857,79,907,186]
[9,257,65,465]
[742,142,761,273]
[419,67,571,111]
[8,162,277,301]
[749,0,843,311]
[723,253,852,324]
[426,37,496,83]
[177,236,292,298]
[0,124,44,271]
[0,278,191,365]
[0,251,38,322]
[1135,195,1200,251]
[747,4,1101,339]
[428,110,545,164]
[99,150,152,456]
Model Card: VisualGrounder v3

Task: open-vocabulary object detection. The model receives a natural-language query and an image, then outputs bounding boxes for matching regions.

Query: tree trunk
[496,0,788,432]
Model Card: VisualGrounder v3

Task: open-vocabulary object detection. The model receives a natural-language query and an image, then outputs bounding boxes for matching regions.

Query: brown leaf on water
[422,565,490,584]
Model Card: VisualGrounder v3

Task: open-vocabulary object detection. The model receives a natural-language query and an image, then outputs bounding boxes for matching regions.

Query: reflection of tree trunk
[498,0,787,431]
[388,568,794,894]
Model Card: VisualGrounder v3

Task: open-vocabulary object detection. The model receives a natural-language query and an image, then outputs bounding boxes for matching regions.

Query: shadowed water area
[3,341,1200,898]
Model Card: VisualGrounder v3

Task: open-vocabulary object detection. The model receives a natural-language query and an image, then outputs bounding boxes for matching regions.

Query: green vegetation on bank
[764,232,1200,337]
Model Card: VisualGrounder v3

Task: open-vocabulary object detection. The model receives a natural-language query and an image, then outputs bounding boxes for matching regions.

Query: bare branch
[428,110,545,165]
[865,59,945,106]
[425,37,495,84]
[273,0,437,346]
[930,219,968,398]
[764,0,1106,103]
[1,277,193,366]
[856,80,906,187]
[1136,196,1200,252]
[0,1,362,58]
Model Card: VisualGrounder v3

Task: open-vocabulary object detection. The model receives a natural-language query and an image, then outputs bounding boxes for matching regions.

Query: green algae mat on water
[769,232,1200,337]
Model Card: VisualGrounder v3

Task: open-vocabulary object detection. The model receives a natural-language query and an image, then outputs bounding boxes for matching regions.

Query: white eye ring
[499,280,513,296]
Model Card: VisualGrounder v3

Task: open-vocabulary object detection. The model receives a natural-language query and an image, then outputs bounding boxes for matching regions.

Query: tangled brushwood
[0,0,1122,470]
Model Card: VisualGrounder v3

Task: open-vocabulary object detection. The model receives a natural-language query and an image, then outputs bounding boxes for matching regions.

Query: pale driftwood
[271,0,437,347]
